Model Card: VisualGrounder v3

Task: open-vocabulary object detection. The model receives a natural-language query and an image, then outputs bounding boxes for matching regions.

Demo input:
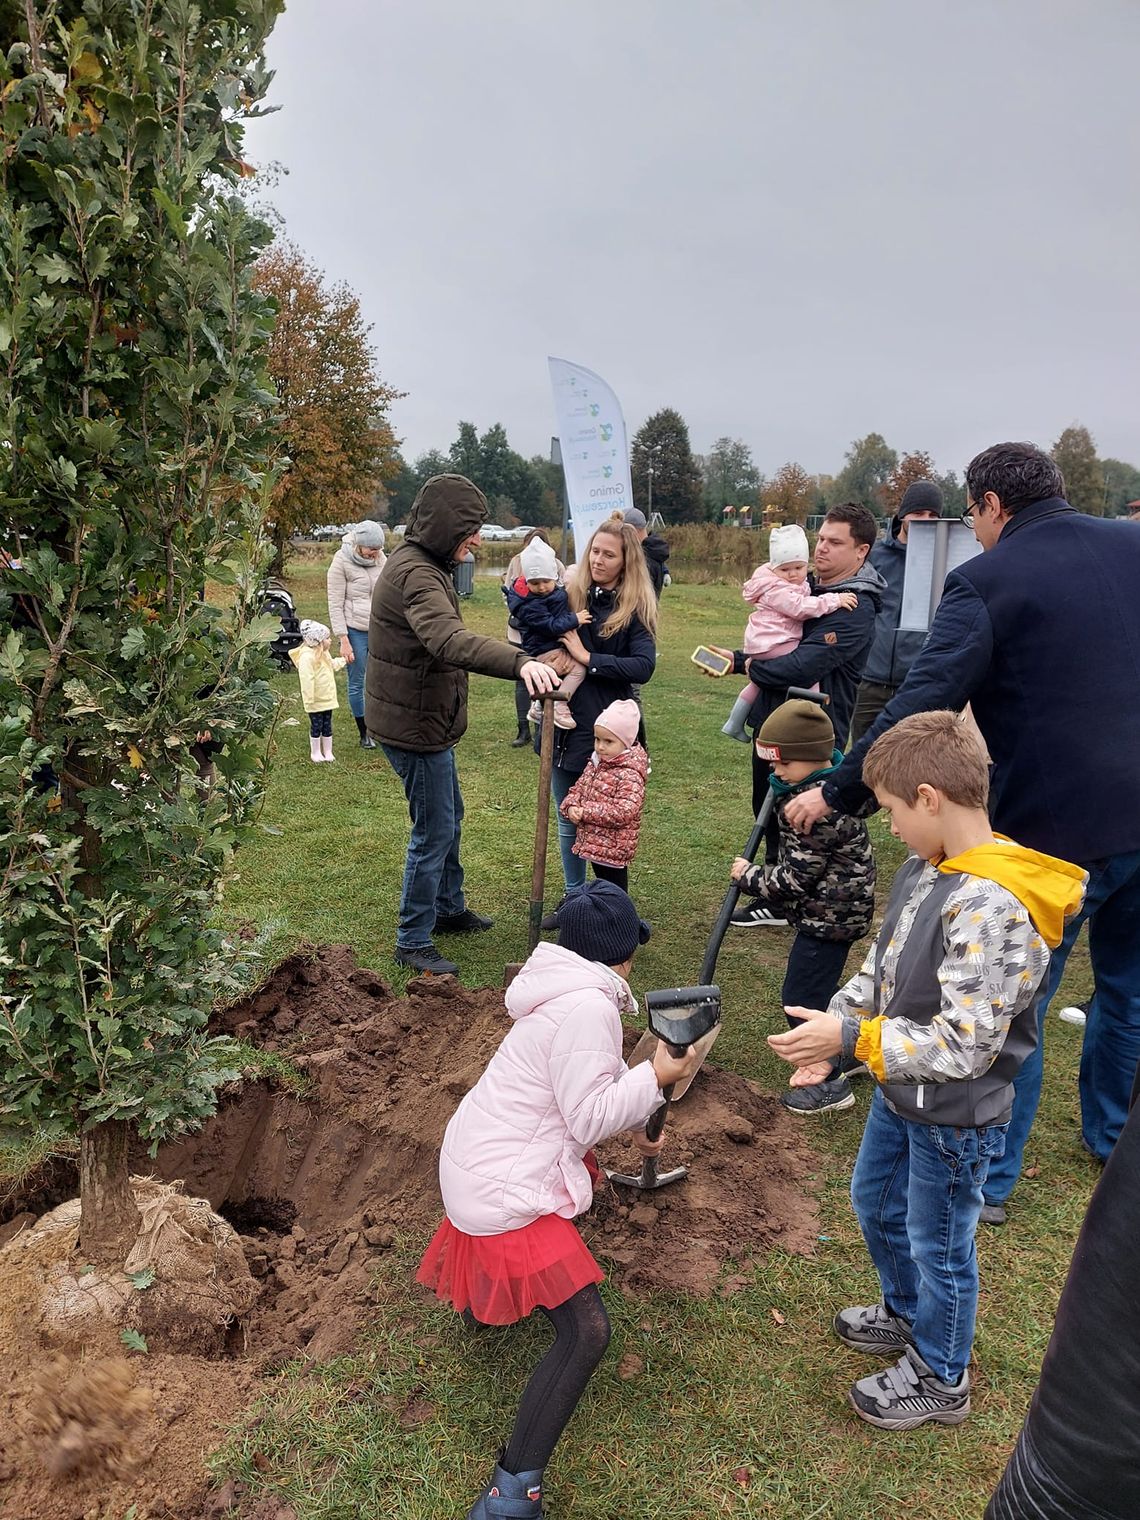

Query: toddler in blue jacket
[505,537,591,729]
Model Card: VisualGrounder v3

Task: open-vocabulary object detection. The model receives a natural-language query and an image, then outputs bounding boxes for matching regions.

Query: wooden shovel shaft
[527,694,558,953]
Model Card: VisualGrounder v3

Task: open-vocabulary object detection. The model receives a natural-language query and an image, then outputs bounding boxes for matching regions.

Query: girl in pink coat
[560,699,647,894]
[722,523,857,741]
[417,882,696,1519]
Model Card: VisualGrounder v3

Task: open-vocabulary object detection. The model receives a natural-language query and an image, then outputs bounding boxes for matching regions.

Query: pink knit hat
[594,699,640,749]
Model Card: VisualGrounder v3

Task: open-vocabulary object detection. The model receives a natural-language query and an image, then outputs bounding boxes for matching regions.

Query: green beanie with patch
[755,699,836,763]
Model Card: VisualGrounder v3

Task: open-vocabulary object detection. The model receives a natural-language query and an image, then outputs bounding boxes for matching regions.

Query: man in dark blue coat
[786,442,1140,1220]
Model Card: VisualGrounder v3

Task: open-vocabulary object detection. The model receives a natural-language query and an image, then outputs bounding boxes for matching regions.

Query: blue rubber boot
[467,1461,545,1518]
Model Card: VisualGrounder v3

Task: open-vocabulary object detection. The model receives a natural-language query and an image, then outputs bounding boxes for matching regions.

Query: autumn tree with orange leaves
[254,245,404,569]
[765,462,816,522]
[882,451,937,515]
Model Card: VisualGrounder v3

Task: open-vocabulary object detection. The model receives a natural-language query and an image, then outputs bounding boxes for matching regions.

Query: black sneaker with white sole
[780,1076,855,1114]
[434,908,494,934]
[395,944,458,976]
[729,903,789,928]
[834,1304,915,1354]
[848,1346,970,1429]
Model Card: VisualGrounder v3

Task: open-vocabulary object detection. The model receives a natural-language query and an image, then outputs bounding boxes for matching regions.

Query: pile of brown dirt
[0,944,821,1517]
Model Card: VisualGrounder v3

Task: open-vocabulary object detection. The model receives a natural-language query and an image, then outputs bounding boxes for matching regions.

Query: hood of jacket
[814,557,888,609]
[643,533,670,563]
[504,940,637,1021]
[937,836,1087,949]
[405,474,489,564]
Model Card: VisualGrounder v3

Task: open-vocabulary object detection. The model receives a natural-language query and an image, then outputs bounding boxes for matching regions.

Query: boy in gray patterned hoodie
[769,710,1085,1431]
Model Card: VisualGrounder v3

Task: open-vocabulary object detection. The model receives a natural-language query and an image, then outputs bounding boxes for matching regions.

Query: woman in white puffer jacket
[325,520,385,747]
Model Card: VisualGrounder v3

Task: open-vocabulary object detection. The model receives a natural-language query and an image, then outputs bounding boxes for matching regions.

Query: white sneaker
[1058,1003,1087,1026]
[729,903,789,928]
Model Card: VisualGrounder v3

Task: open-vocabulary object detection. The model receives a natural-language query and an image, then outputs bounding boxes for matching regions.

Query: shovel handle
[527,692,559,952]
[645,1059,684,1146]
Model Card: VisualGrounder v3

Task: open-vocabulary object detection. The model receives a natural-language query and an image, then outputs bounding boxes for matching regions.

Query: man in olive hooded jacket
[365,475,557,975]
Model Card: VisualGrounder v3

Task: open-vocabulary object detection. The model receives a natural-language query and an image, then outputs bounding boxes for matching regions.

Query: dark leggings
[514,678,531,727]
[590,861,628,892]
[308,710,333,738]
[502,1284,611,1475]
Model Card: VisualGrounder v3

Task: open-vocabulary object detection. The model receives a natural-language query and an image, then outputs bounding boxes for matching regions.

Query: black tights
[502,1285,611,1475]
[590,861,628,892]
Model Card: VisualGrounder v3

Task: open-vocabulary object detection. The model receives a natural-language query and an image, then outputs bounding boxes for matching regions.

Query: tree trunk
[79,1120,141,1262]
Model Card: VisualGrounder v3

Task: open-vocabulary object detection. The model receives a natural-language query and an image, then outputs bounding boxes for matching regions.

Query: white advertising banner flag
[548,357,635,562]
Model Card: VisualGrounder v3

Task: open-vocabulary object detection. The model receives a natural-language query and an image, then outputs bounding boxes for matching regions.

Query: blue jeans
[551,765,587,891]
[851,1088,1007,1384]
[381,744,466,950]
[985,847,1140,1204]
[345,626,369,718]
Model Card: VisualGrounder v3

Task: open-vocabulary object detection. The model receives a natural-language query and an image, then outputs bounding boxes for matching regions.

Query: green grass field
[197,563,1098,1516]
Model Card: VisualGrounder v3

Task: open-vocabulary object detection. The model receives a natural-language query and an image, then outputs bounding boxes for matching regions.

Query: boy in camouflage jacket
[730,699,876,1117]
[768,711,1085,1432]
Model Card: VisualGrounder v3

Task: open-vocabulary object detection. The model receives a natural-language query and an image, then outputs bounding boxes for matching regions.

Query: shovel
[505,689,559,986]
[606,985,721,1190]
[624,685,832,1098]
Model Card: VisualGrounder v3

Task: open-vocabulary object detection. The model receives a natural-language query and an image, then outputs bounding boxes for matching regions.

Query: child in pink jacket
[722,524,857,741]
[417,882,696,1520]
[560,699,647,894]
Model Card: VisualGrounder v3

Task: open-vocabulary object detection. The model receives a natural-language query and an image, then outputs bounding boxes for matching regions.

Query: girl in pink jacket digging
[417,882,696,1519]
[560,699,647,894]
[722,523,857,741]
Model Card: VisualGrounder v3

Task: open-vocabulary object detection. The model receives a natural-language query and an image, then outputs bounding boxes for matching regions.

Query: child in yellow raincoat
[290,619,347,762]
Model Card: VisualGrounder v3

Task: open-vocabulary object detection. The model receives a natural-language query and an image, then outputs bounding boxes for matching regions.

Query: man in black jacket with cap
[849,479,944,743]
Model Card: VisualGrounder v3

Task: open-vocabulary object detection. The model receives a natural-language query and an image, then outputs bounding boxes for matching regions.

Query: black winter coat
[548,583,656,776]
[642,535,669,598]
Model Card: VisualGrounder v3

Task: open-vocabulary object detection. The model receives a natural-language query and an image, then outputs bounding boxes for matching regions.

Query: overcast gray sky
[247,0,1140,479]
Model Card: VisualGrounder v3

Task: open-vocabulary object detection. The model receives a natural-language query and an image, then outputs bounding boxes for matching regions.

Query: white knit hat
[300,619,331,646]
[768,524,810,568]
[520,538,558,581]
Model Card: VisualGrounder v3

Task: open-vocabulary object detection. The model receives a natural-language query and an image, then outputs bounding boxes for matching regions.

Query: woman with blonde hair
[545,514,657,893]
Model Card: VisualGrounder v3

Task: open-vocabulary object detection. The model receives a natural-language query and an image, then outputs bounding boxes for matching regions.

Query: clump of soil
[0,944,821,1517]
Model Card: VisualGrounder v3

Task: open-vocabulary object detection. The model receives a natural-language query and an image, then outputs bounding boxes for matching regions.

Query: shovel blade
[605,1164,688,1190]
[625,1020,722,1102]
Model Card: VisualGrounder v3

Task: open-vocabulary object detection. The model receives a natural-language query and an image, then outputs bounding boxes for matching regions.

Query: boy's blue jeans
[381,744,466,950]
[345,626,369,718]
[985,846,1140,1204]
[851,1088,1008,1384]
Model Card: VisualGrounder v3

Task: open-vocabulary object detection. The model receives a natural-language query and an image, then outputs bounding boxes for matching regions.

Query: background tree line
[249,235,1139,539]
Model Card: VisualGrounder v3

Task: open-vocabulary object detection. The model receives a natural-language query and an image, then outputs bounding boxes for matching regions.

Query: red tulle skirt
[417,1153,604,1325]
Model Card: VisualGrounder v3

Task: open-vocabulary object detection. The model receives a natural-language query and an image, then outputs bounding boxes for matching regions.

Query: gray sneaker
[848,1346,970,1430]
[834,1303,915,1354]
[780,1077,855,1115]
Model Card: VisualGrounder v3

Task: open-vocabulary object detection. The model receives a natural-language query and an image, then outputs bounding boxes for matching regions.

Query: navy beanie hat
[555,881,651,965]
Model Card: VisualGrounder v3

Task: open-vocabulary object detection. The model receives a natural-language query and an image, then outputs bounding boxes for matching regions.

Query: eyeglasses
[960,504,980,530]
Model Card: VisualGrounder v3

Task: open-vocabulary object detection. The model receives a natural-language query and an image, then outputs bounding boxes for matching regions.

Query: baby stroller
[260,578,303,671]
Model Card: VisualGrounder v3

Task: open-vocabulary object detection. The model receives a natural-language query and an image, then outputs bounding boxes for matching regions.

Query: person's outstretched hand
[340,634,354,663]
[768,1006,844,1065]
[784,785,832,835]
[520,660,560,696]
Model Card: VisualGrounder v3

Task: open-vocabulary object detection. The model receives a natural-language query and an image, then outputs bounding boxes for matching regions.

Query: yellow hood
[937,836,1086,949]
